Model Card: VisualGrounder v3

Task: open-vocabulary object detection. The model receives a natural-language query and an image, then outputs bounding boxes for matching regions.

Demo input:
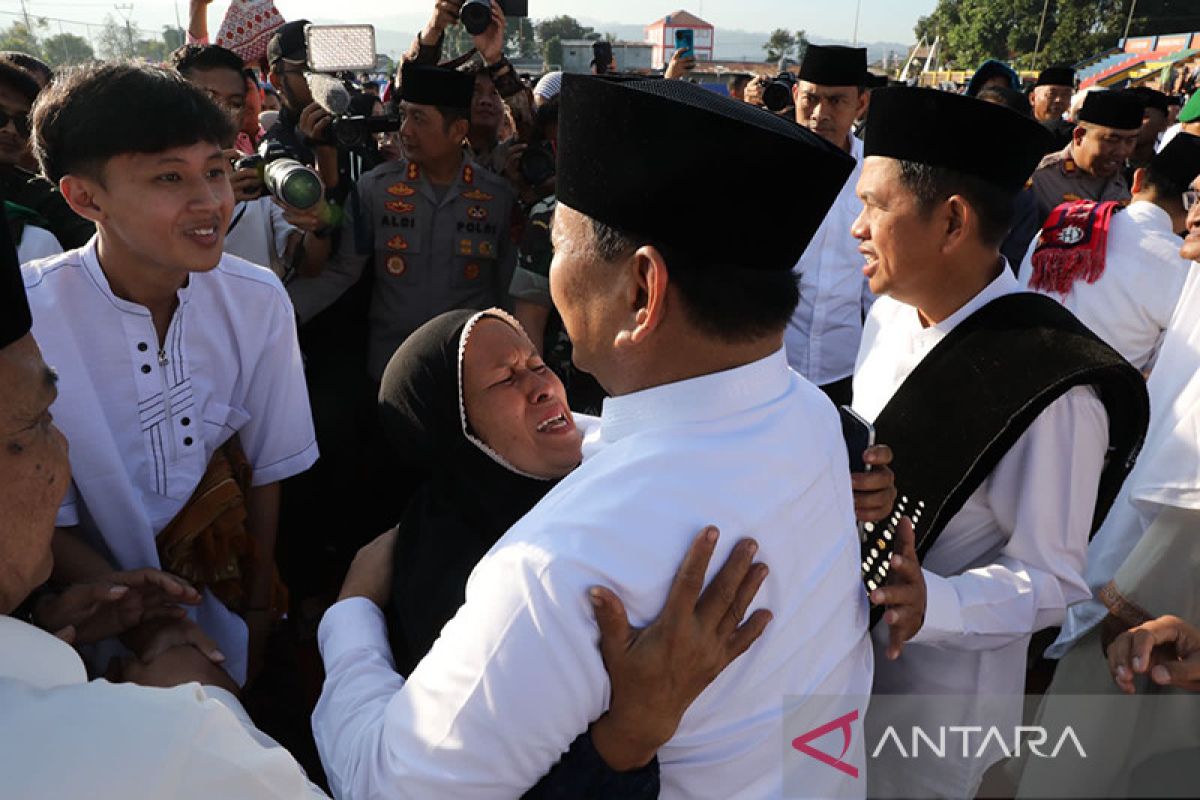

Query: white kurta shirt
[313,349,873,799]
[22,240,319,683]
[0,616,327,799]
[1052,259,1200,657]
[224,197,295,279]
[1018,200,1191,371]
[785,135,873,386]
[852,266,1107,798]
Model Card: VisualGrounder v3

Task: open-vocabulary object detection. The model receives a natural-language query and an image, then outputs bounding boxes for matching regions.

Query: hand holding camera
[298,102,336,150]
[467,0,507,65]
[225,148,266,202]
[422,0,464,45]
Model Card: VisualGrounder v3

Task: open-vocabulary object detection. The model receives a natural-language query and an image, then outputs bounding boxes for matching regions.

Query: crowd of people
[1,0,1199,797]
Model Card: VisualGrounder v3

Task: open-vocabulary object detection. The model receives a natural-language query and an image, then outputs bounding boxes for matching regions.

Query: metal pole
[1032,0,1051,70]
[852,0,863,45]
[1122,0,1139,45]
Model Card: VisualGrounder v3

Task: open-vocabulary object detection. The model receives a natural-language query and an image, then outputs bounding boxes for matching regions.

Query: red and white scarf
[1029,199,1123,296]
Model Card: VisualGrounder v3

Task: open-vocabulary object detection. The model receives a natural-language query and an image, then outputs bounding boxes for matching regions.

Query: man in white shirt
[25,63,319,685]
[0,204,329,800]
[1019,132,1200,371]
[313,75,875,799]
[785,44,874,406]
[850,87,1145,798]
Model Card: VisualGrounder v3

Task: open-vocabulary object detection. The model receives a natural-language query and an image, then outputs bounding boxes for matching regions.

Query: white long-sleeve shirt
[313,349,873,799]
[785,135,874,386]
[852,266,1107,798]
[0,616,327,799]
[1018,200,1191,371]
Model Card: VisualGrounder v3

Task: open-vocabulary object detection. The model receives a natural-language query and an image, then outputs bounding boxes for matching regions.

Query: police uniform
[288,65,516,381]
[1028,91,1144,224]
[1029,144,1131,224]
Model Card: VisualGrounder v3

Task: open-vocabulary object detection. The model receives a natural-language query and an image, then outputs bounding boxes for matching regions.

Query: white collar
[79,236,193,317]
[599,348,791,444]
[1124,199,1175,233]
[916,262,1020,341]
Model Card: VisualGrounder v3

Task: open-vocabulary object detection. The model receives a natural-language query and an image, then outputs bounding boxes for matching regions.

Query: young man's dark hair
[169,44,245,79]
[0,52,50,88]
[0,60,41,107]
[587,218,801,343]
[1142,162,1194,199]
[976,85,1033,118]
[31,62,235,185]
[897,162,1018,248]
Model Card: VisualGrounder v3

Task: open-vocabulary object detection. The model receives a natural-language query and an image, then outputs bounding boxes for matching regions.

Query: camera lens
[460,0,492,36]
[763,82,793,113]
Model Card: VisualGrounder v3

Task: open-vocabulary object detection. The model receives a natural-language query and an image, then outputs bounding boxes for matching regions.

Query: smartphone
[674,29,695,60]
[839,405,875,474]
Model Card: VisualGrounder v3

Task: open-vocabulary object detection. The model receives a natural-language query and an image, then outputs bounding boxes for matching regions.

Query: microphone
[306,73,351,116]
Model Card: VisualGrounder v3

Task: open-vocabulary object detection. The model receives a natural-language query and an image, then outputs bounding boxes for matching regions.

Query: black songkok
[799,44,868,88]
[864,86,1053,194]
[1035,67,1076,88]
[1077,90,1145,131]
[399,62,474,111]
[556,74,854,271]
[1149,132,1200,188]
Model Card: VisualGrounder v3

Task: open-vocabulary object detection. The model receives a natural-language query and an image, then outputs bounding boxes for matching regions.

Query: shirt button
[183,437,193,446]
[140,364,151,374]
[181,417,191,426]
[137,342,149,352]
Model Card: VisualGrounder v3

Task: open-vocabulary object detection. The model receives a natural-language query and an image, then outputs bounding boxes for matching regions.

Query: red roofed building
[645,10,714,69]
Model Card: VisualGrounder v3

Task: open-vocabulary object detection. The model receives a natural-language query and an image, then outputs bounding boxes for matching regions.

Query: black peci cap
[0,204,31,350]
[1035,67,1076,88]
[399,62,475,111]
[556,74,854,271]
[267,20,310,68]
[799,44,868,87]
[1127,86,1170,116]
[1149,132,1200,188]
[1077,90,1145,131]
[863,86,1054,194]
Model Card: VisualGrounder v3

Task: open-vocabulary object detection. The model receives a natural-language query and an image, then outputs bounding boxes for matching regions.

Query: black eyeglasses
[0,108,30,138]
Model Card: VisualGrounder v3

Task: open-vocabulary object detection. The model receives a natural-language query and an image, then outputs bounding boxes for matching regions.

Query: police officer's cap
[556,74,855,272]
[1149,132,1200,189]
[1128,86,1170,116]
[399,63,474,112]
[799,45,868,88]
[1077,90,1145,131]
[863,86,1053,194]
[0,205,31,350]
[1035,67,1075,88]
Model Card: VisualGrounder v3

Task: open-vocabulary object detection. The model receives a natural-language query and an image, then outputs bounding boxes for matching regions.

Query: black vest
[862,293,1150,624]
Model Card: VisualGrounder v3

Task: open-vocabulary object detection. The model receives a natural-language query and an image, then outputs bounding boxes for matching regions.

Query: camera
[325,112,401,151]
[460,0,530,36]
[762,71,798,113]
[236,141,324,210]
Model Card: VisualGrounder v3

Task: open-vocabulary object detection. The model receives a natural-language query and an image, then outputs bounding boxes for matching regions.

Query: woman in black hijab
[380,308,584,675]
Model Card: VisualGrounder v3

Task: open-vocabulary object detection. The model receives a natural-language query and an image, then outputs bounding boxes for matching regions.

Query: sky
[0,0,937,49]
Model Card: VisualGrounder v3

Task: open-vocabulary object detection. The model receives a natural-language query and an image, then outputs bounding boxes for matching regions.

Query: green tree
[763,28,797,62]
[506,16,537,60]
[41,32,94,66]
[0,21,45,58]
[98,14,137,60]
[535,15,594,68]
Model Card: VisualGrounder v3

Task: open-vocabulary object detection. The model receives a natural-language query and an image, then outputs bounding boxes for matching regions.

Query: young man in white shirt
[1019,132,1200,372]
[313,76,884,799]
[785,44,874,406]
[850,87,1147,798]
[24,62,319,685]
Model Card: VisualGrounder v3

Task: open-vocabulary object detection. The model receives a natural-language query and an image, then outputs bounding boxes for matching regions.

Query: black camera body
[763,71,798,113]
[236,141,324,210]
[461,0,529,35]
[324,114,401,150]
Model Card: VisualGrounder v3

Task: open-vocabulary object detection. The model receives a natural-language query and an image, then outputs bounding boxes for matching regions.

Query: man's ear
[1072,125,1087,148]
[624,245,669,347]
[58,175,106,224]
[451,117,471,145]
[941,194,971,253]
[1130,167,1147,195]
[856,88,870,120]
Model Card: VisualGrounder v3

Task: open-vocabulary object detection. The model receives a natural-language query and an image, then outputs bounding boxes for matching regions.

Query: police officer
[1032,66,1076,152]
[288,62,516,382]
[1029,90,1142,224]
